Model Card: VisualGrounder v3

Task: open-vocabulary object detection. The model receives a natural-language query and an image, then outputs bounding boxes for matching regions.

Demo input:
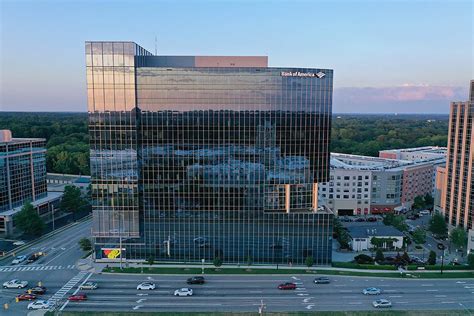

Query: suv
[12,255,27,265]
[187,276,205,285]
[314,277,330,284]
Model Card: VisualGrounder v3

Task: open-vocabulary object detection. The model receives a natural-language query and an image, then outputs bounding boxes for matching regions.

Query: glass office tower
[87,42,333,265]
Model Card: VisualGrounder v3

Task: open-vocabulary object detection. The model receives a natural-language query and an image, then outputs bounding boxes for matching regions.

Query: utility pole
[51,205,55,231]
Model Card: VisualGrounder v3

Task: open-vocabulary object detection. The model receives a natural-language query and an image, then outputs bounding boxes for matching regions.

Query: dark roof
[348,225,404,239]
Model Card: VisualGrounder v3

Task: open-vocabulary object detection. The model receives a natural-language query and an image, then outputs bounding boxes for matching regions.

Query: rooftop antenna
[154,36,157,55]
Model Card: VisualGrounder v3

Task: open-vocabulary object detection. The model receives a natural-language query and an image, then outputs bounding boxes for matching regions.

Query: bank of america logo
[316,72,326,78]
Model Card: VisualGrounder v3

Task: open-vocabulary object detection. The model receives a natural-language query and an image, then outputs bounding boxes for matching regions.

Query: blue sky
[0,0,472,113]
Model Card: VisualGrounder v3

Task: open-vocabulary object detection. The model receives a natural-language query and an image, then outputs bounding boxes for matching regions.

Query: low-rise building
[468,229,474,255]
[347,225,404,251]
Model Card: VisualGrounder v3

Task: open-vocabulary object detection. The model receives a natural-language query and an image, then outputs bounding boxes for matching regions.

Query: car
[367,217,377,222]
[27,253,42,263]
[137,282,156,290]
[187,276,205,285]
[278,282,297,290]
[313,277,330,284]
[356,217,366,222]
[437,243,445,250]
[419,210,430,215]
[3,279,28,289]
[68,293,87,301]
[27,300,52,310]
[79,281,98,290]
[363,287,381,295]
[12,255,27,265]
[27,286,47,295]
[13,241,26,246]
[16,294,37,301]
[373,299,392,308]
[174,288,193,296]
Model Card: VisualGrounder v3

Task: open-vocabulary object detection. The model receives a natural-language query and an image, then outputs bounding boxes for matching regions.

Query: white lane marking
[397,301,409,304]
[464,286,474,289]
[132,305,143,310]
[136,299,146,303]
[441,301,456,304]
[421,284,434,286]
[303,298,313,303]
[291,276,300,280]
[389,295,402,298]
[384,290,397,292]
[306,305,314,310]
[339,290,353,293]
[136,293,148,296]
[435,295,447,298]
[456,281,466,284]
[249,291,262,293]
[348,302,362,305]
[426,289,438,292]
[53,271,90,312]
[297,293,309,296]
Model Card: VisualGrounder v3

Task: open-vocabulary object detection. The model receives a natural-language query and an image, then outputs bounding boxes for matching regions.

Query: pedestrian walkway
[0,264,75,272]
[48,271,88,310]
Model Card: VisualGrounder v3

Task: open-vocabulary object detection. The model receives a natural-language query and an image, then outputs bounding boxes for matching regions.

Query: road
[0,218,91,315]
[62,274,474,313]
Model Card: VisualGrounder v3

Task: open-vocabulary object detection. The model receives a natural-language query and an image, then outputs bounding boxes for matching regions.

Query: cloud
[334,85,468,113]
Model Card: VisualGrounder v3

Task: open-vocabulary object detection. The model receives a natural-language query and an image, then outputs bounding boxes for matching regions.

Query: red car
[68,293,87,301]
[16,294,37,301]
[278,282,297,290]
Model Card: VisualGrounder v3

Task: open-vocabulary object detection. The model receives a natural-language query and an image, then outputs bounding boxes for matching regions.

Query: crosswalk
[48,271,89,310]
[0,264,75,272]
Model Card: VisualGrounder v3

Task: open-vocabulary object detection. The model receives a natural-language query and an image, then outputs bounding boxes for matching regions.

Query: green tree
[60,185,84,212]
[392,216,408,232]
[383,213,395,226]
[412,227,426,244]
[429,213,448,236]
[401,252,411,264]
[213,257,223,268]
[468,254,474,269]
[412,195,426,210]
[14,202,45,236]
[305,256,314,268]
[78,237,92,251]
[424,193,434,209]
[354,254,374,264]
[450,227,467,250]
[147,255,155,266]
[375,249,384,262]
[427,250,437,265]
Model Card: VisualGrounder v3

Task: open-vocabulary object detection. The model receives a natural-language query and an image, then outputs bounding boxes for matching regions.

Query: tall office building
[86,42,333,265]
[0,130,61,235]
[443,80,473,230]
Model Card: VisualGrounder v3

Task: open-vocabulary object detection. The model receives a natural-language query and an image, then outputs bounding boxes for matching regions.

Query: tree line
[0,112,449,175]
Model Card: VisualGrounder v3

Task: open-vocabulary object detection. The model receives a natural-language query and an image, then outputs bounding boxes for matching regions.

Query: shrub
[354,254,374,264]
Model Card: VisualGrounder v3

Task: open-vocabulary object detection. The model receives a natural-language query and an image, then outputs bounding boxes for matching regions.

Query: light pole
[51,205,55,231]
[440,244,445,275]
[201,258,205,274]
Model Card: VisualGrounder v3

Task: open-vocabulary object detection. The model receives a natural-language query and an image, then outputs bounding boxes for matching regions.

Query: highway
[0,218,91,315]
[62,274,474,313]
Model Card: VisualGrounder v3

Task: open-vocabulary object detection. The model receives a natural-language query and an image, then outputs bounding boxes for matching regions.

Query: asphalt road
[62,274,474,313]
[0,218,92,315]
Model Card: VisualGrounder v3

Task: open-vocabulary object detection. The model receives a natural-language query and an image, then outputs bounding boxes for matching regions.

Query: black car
[27,286,47,295]
[187,276,205,285]
[26,253,40,264]
[437,243,445,250]
[313,277,330,284]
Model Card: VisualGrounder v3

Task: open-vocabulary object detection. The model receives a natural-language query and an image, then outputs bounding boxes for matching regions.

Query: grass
[45,310,474,316]
[102,266,474,279]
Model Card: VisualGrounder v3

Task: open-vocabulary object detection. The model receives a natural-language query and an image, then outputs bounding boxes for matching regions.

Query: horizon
[1,0,473,113]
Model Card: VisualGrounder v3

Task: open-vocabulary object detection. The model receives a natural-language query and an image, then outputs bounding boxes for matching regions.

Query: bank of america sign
[280,71,326,78]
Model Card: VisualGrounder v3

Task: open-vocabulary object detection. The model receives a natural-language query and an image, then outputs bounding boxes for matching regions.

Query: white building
[348,225,405,251]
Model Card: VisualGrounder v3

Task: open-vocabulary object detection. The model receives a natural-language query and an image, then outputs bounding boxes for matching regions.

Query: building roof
[347,225,404,239]
[0,191,63,217]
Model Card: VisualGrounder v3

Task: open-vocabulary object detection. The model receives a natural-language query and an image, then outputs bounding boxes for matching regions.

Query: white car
[27,300,52,310]
[419,210,430,216]
[79,281,98,290]
[137,282,155,290]
[363,287,381,295]
[12,255,27,265]
[3,279,28,289]
[13,241,26,246]
[373,299,392,308]
[174,288,193,296]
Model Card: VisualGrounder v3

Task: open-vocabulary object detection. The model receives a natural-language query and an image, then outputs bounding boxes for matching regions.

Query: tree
[213,257,223,268]
[468,253,474,269]
[429,213,448,236]
[78,237,92,251]
[354,254,374,264]
[375,249,384,263]
[412,227,426,244]
[412,195,426,210]
[305,256,314,268]
[450,227,467,250]
[60,185,84,212]
[427,250,437,265]
[14,202,45,236]
[147,255,155,266]
[401,252,411,265]
[424,193,434,209]
[383,213,395,226]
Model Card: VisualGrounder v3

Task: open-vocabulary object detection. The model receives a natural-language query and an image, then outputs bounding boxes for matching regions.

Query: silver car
[363,287,381,295]
[373,299,392,308]
[174,288,193,296]
[137,282,155,290]
[79,282,98,290]
[12,255,27,265]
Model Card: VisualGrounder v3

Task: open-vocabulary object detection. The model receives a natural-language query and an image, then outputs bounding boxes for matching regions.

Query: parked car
[27,300,52,310]
[79,282,98,290]
[174,288,193,296]
[367,217,377,222]
[68,293,87,301]
[12,255,27,265]
[355,217,366,222]
[437,243,445,250]
[187,276,205,285]
[278,282,297,290]
[314,277,330,284]
[27,286,47,295]
[137,282,156,290]
[3,279,28,289]
[363,287,381,295]
[13,241,26,246]
[372,299,392,308]
[419,210,430,215]
[16,294,37,301]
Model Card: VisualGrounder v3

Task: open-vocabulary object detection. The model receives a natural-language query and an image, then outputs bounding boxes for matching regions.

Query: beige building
[443,81,473,230]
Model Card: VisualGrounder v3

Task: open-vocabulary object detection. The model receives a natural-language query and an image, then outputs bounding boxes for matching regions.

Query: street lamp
[201,258,205,274]
[439,244,445,275]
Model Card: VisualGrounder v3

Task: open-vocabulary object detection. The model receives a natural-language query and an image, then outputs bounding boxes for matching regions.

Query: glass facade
[87,41,334,265]
[0,139,47,212]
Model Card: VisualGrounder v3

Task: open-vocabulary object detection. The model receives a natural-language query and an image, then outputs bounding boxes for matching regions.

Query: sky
[0,0,472,113]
